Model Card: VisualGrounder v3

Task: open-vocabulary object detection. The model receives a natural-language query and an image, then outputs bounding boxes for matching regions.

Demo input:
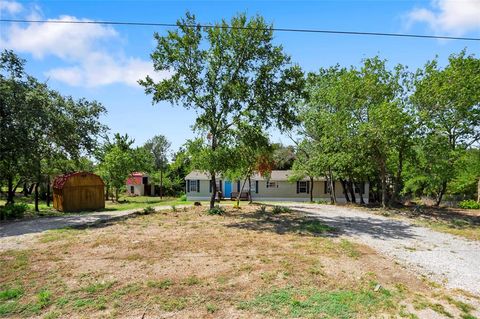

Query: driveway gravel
[286,203,480,296]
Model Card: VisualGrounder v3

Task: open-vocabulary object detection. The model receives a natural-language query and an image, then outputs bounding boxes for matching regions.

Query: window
[189,180,197,192]
[298,181,308,193]
[266,181,277,188]
[142,176,148,184]
[250,181,258,193]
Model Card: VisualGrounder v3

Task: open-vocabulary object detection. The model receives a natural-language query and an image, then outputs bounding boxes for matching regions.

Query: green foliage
[179,194,187,201]
[0,203,28,220]
[299,220,336,234]
[0,287,23,301]
[207,205,225,215]
[147,279,173,289]
[141,13,304,208]
[458,200,480,209]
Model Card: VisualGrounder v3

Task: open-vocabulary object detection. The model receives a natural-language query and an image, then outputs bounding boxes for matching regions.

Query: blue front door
[224,181,232,198]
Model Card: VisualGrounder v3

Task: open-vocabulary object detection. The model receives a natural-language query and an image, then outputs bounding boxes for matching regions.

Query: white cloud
[407,0,480,35]
[0,0,23,15]
[0,13,168,88]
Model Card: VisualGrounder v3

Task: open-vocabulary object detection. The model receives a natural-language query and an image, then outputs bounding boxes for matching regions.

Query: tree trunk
[236,176,249,207]
[309,176,314,203]
[477,178,480,203]
[105,183,109,201]
[348,180,356,204]
[340,179,350,203]
[248,177,252,204]
[358,182,365,205]
[328,169,336,204]
[160,169,163,200]
[6,176,15,204]
[115,188,119,202]
[23,182,28,197]
[27,183,34,195]
[210,172,217,209]
[380,168,387,209]
[34,183,39,212]
[46,175,51,207]
[391,151,404,205]
[434,181,447,206]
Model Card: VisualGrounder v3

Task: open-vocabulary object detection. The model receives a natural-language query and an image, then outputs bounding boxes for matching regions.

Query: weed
[183,276,201,286]
[147,279,173,289]
[171,205,177,212]
[458,200,480,209]
[271,206,291,214]
[207,206,225,215]
[206,303,218,313]
[257,205,267,214]
[179,194,187,201]
[83,281,115,294]
[0,287,23,301]
[44,311,61,319]
[141,206,155,215]
[299,220,336,234]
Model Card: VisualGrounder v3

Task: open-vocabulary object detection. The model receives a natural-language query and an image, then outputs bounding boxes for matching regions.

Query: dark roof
[53,172,103,190]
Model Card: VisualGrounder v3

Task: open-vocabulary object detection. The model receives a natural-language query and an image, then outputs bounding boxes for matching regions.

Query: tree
[411,51,480,205]
[144,135,171,199]
[272,144,296,170]
[141,13,304,208]
[98,136,154,202]
[0,50,106,210]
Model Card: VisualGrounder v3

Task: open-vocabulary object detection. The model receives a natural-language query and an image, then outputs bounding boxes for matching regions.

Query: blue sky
[1,0,479,155]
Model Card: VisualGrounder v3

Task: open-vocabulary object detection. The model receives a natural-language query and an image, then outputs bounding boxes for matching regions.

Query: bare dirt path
[0,205,190,251]
[286,203,480,296]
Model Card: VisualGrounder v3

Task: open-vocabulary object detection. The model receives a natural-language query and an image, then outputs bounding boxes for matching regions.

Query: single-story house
[185,170,369,203]
[126,172,153,196]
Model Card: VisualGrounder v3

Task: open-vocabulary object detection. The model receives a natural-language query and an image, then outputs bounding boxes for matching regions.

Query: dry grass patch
[0,205,476,318]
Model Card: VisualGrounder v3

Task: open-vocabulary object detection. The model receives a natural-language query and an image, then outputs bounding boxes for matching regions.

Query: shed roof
[185,170,325,181]
[53,172,104,190]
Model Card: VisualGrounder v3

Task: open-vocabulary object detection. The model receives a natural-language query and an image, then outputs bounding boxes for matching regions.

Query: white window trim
[298,181,308,193]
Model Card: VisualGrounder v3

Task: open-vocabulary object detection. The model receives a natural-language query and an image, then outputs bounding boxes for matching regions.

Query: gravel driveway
[285,203,480,296]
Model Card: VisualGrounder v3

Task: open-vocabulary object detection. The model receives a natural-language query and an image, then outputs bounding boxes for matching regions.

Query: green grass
[299,220,336,234]
[239,286,397,318]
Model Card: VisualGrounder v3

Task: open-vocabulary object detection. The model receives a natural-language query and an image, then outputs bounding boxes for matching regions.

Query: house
[126,172,153,196]
[185,170,369,203]
[53,172,105,212]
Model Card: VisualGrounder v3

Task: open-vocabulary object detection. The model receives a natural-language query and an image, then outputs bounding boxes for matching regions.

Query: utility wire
[1,18,480,41]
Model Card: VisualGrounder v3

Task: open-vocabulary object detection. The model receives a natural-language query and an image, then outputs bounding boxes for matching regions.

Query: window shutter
[237,180,240,192]
[197,180,200,193]
[266,181,269,188]
[324,181,328,194]
[296,181,299,194]
[307,181,310,194]
[255,181,258,193]
[219,180,222,192]
[187,180,190,192]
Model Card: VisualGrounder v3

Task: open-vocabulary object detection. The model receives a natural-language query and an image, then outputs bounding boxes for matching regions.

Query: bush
[0,203,28,220]
[207,205,225,215]
[458,200,480,209]
[141,206,156,215]
[179,194,187,202]
[271,206,291,214]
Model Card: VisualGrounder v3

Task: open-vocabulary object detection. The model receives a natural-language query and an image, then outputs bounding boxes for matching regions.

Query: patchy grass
[0,205,473,318]
[239,284,397,318]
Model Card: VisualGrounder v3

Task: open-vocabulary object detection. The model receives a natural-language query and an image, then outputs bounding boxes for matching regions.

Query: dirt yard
[1,205,478,318]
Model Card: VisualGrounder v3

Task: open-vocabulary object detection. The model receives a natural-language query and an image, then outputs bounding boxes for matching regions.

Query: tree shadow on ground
[225,207,417,240]
[386,205,480,227]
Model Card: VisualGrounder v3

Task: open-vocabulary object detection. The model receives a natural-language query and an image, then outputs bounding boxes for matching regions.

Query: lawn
[1,205,478,318]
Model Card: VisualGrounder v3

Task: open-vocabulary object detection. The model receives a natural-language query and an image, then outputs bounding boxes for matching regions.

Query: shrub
[171,205,177,212]
[271,206,291,214]
[141,206,155,215]
[179,194,187,201]
[0,203,28,220]
[257,205,267,214]
[458,200,480,209]
[207,205,225,215]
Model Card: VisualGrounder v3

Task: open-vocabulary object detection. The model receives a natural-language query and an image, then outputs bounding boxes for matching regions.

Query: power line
[1,18,480,41]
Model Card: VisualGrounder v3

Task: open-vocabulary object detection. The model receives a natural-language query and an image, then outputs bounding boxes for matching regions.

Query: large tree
[144,135,171,199]
[410,51,480,205]
[141,13,304,208]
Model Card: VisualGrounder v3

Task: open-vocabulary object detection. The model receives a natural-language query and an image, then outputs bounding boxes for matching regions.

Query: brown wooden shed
[53,172,105,212]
